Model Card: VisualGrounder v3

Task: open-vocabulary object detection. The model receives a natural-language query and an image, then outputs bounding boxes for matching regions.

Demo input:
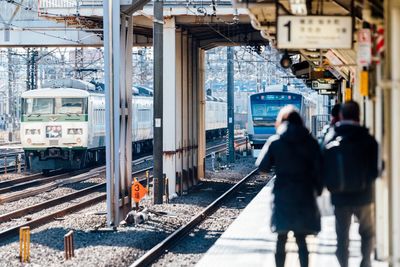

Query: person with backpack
[256,105,322,267]
[322,101,379,267]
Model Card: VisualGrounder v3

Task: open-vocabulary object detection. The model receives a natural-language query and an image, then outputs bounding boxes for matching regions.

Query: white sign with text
[277,16,353,49]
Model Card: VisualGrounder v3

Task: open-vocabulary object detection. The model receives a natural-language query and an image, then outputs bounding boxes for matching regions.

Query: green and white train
[21,79,227,173]
[20,79,153,173]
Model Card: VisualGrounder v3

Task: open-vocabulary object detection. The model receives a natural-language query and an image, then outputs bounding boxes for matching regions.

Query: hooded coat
[256,122,323,234]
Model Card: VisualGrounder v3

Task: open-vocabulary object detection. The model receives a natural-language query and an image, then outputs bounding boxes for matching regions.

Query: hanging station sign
[277,16,353,49]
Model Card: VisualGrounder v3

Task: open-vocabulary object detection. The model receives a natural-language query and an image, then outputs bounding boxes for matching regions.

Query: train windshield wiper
[27,113,42,117]
[61,112,81,117]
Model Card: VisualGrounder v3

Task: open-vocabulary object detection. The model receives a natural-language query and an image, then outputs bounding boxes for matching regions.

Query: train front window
[23,98,54,115]
[57,98,86,114]
[252,101,301,120]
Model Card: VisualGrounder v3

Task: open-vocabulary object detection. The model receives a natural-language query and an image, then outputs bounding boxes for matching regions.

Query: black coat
[256,122,322,235]
[323,122,379,206]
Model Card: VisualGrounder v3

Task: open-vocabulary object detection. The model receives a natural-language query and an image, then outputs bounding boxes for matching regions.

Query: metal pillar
[153,0,164,204]
[197,49,206,179]
[175,29,183,194]
[227,47,235,163]
[163,17,177,198]
[103,0,133,227]
[188,36,194,187]
[192,40,199,183]
[181,31,189,193]
[375,61,389,260]
[7,48,13,139]
[390,4,400,266]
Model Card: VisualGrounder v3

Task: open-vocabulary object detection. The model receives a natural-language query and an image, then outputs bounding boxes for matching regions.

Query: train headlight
[27,138,32,145]
[68,128,83,135]
[25,129,41,135]
[76,137,81,144]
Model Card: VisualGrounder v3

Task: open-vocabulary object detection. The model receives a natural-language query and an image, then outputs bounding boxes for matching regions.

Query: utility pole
[227,46,235,163]
[7,48,13,141]
[153,0,164,204]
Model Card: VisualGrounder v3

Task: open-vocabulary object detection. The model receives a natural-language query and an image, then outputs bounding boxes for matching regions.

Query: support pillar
[197,49,206,180]
[192,40,199,184]
[389,4,400,266]
[175,29,183,194]
[153,0,164,204]
[163,17,177,198]
[227,46,235,163]
[188,36,194,187]
[181,31,189,193]
[103,1,133,226]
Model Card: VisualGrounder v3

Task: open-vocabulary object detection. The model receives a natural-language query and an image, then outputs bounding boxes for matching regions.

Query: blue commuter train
[247,90,316,156]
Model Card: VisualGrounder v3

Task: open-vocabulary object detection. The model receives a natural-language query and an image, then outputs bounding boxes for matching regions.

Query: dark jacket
[256,122,322,235]
[323,122,379,206]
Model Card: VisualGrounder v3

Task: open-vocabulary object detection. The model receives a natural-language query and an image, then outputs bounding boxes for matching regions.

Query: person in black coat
[323,101,378,267]
[255,105,322,267]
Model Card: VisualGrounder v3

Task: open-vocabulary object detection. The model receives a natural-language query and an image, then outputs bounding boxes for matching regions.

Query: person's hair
[275,105,304,127]
[340,101,360,121]
[331,103,341,118]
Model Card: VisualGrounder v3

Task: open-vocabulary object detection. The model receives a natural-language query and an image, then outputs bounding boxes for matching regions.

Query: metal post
[7,48,13,139]
[153,0,164,204]
[390,3,400,266]
[197,49,206,179]
[103,0,121,227]
[227,47,235,163]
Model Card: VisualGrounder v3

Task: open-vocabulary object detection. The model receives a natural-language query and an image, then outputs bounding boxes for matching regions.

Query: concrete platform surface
[197,184,388,267]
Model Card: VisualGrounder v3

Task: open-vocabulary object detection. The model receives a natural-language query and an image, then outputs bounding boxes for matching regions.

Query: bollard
[19,226,30,263]
[164,176,169,204]
[146,170,150,195]
[4,156,7,174]
[64,230,74,260]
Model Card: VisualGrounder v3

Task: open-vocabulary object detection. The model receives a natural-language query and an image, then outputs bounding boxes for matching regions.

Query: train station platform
[197,183,389,267]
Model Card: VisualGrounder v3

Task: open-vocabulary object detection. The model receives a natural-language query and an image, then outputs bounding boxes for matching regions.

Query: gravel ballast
[0,154,262,267]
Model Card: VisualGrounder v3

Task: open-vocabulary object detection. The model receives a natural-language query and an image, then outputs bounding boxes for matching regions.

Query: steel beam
[227,46,235,163]
[390,4,400,266]
[103,1,133,227]
[188,36,194,187]
[153,0,164,204]
[181,31,189,193]
[192,40,199,184]
[162,17,177,199]
[197,49,206,179]
[175,29,183,194]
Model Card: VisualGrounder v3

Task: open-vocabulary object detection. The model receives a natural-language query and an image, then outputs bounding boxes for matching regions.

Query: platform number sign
[283,21,291,42]
[277,16,353,49]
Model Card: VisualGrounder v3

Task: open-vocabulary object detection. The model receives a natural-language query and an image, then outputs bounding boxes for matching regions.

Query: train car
[247,90,316,157]
[20,79,153,172]
[21,79,227,172]
[205,95,227,139]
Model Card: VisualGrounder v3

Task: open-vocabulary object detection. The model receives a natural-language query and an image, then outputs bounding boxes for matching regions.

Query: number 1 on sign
[284,20,291,42]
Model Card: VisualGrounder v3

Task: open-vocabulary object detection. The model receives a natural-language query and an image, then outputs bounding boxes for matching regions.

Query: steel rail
[0,173,43,188]
[0,183,105,223]
[0,167,153,239]
[0,169,92,195]
[130,168,258,267]
[0,194,107,239]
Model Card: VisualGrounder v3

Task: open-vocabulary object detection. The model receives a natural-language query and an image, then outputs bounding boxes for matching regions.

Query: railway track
[131,168,259,267]
[0,166,153,240]
[0,140,247,241]
[206,136,248,157]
